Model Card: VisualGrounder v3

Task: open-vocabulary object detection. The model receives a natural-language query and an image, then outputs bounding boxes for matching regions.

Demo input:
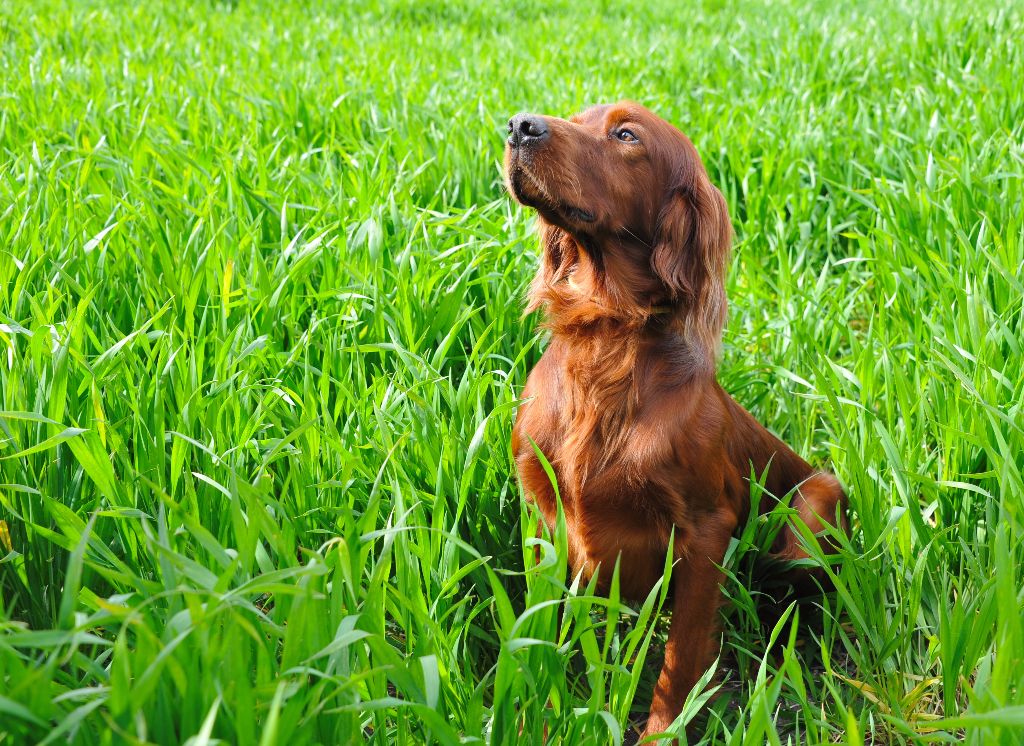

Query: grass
[1,0,1023,742]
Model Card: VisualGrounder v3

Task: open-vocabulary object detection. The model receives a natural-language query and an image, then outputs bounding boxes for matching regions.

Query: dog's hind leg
[770,472,848,587]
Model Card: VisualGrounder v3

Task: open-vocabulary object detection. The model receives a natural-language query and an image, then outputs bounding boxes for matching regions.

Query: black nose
[507,113,549,148]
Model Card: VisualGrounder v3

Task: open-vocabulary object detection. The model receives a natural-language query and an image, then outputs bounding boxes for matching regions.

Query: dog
[504,101,847,738]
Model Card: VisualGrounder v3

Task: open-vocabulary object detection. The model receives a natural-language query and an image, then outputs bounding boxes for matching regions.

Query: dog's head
[505,102,731,355]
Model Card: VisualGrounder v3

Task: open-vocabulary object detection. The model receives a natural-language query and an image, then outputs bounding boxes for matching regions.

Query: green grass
[1,0,1023,743]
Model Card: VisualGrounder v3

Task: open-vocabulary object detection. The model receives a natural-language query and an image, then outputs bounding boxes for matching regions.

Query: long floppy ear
[651,175,732,360]
[526,220,579,313]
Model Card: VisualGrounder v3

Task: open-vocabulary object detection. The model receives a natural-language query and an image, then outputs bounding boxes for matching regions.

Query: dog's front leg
[643,511,735,741]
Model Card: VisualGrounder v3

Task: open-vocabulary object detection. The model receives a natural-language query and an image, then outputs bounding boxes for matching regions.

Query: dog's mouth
[506,160,596,225]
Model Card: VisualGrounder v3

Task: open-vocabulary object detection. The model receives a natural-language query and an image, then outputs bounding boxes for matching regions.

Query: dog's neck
[529,231,720,376]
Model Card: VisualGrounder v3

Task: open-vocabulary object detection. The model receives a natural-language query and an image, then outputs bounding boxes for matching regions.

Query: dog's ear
[651,175,732,358]
[526,220,579,313]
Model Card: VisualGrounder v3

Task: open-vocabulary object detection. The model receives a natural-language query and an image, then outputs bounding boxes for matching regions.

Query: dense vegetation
[1,0,1022,743]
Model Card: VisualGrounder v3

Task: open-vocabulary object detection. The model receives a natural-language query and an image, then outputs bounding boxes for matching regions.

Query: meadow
[1,0,1023,743]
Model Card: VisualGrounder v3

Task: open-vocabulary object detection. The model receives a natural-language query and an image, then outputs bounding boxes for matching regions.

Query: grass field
[2,0,1023,743]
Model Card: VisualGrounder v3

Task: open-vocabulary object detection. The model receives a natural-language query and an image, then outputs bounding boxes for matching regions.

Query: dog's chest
[514,365,676,516]
[514,377,683,590]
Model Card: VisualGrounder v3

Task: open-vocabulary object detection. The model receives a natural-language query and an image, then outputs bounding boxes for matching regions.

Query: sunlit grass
[1,0,1022,743]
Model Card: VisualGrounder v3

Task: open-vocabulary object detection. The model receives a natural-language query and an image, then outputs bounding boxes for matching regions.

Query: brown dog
[505,102,847,738]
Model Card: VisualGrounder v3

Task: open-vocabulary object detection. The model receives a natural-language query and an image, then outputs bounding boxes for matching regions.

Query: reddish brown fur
[505,102,847,739]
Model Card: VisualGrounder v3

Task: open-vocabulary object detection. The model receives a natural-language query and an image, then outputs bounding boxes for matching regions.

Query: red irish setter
[505,102,847,739]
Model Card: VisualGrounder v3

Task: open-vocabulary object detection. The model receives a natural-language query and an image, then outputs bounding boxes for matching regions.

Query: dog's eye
[616,129,638,143]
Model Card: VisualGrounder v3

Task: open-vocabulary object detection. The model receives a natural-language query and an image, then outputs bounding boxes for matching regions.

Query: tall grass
[1,0,1022,743]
